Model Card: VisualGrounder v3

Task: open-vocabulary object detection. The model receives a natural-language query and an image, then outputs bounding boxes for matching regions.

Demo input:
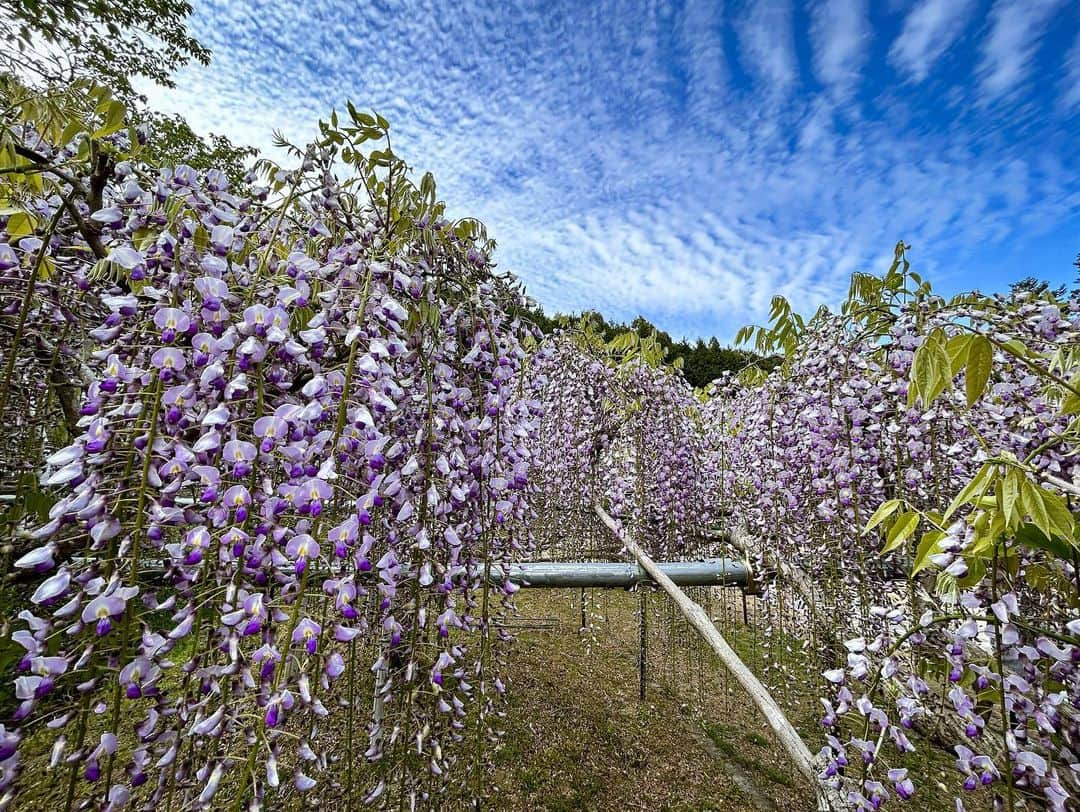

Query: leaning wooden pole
[593,503,827,797]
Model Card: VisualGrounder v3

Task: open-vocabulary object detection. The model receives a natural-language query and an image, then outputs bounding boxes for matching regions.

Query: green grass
[703,722,796,789]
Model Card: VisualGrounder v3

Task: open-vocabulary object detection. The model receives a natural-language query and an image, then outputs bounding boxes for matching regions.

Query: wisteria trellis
[0,87,1077,812]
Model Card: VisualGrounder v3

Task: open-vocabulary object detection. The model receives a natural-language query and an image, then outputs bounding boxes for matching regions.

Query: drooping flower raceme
[1,113,544,810]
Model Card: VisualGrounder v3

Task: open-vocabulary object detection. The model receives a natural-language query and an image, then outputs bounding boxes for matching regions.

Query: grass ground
[489,588,815,811]
[9,584,991,810]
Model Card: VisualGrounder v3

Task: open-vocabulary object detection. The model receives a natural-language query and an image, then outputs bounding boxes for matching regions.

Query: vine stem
[232,277,368,810]
[0,204,65,419]
[103,376,164,797]
[990,548,1016,812]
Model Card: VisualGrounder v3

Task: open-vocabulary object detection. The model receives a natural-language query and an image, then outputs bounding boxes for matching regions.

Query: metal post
[638,586,647,702]
[580,587,587,631]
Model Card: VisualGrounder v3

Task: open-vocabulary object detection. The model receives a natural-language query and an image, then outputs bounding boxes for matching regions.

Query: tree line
[522,305,780,389]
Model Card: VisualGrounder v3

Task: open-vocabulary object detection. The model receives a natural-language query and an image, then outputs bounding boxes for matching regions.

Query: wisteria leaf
[946,333,974,376]
[1000,468,1021,527]
[1040,488,1074,541]
[1063,373,1080,414]
[1014,523,1074,561]
[1020,481,1051,540]
[965,335,993,407]
[882,512,919,555]
[864,499,901,533]
[945,463,994,521]
[912,530,945,575]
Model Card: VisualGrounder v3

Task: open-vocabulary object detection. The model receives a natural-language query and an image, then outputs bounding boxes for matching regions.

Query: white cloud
[1061,30,1080,110]
[677,0,728,122]
[889,0,977,82]
[733,0,798,93]
[810,0,871,97]
[978,0,1066,98]
[140,0,1080,341]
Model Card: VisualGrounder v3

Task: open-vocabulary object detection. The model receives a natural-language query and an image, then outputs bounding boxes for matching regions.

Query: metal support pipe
[490,559,750,589]
[638,586,647,701]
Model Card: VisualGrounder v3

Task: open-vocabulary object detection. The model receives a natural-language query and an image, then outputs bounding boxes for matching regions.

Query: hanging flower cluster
[707,264,1079,810]
[530,330,714,558]
[1,108,542,809]
[599,359,714,555]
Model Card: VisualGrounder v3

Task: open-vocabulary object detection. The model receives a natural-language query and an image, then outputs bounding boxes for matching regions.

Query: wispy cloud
[733,0,798,94]
[1060,30,1080,110]
[810,0,871,98]
[978,0,1066,98]
[677,0,728,122]
[889,0,977,82]
[145,0,1080,341]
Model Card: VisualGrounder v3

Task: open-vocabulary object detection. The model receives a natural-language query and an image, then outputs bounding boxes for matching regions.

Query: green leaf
[882,511,919,555]
[956,556,987,588]
[865,499,901,533]
[1000,468,1021,527]
[1041,488,1075,540]
[965,335,993,407]
[945,462,994,521]
[946,334,974,376]
[911,330,950,406]
[1063,372,1080,414]
[968,533,998,557]
[92,99,126,138]
[1001,339,1027,357]
[1014,523,1074,561]
[5,210,35,237]
[926,331,951,405]
[1020,480,1051,540]
[60,120,84,147]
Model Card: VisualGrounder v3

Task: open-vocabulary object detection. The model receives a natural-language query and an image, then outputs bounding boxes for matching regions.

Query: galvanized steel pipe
[489,558,749,589]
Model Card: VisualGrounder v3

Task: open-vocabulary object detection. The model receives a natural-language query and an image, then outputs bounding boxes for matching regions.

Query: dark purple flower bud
[34,677,54,699]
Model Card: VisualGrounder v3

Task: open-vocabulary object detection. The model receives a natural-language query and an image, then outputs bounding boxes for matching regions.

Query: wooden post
[595,504,825,793]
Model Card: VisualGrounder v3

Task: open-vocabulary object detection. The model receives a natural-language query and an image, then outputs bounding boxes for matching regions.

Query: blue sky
[148,0,1080,341]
